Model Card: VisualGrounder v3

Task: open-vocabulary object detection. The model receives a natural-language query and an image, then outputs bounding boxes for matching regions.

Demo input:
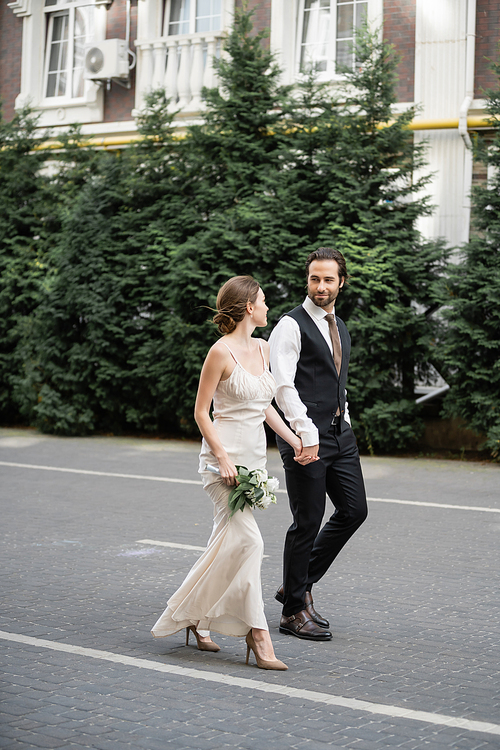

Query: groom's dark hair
[305,247,349,288]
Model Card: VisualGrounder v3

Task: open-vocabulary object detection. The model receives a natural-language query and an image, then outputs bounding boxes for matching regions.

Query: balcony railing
[135,32,223,115]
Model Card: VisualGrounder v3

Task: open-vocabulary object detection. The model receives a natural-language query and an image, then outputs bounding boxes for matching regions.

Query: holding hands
[263,406,319,467]
[293,442,320,466]
[219,437,319,483]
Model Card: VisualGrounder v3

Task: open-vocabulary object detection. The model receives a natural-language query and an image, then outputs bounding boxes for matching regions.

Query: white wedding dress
[151,340,276,638]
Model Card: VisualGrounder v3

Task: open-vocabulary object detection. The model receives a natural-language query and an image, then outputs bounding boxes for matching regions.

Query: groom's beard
[308,290,338,308]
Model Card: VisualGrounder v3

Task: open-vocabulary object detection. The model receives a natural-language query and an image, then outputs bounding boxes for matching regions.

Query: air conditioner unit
[84,39,129,81]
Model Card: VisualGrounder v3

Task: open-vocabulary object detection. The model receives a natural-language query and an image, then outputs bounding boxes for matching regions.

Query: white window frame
[297,0,369,80]
[43,1,97,105]
[11,0,106,128]
[270,0,383,88]
[162,0,223,37]
[297,0,335,79]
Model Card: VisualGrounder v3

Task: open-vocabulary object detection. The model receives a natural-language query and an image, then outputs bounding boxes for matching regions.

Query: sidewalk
[1,428,499,749]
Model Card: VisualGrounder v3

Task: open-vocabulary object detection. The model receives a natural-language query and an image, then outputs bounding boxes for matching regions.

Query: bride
[151,276,307,670]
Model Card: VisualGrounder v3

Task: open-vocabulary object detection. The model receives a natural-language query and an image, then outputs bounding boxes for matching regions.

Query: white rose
[253,469,268,485]
[266,476,280,494]
[258,492,273,509]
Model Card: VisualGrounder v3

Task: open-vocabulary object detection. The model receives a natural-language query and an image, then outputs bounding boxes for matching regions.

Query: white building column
[414,0,470,248]
[270,0,299,86]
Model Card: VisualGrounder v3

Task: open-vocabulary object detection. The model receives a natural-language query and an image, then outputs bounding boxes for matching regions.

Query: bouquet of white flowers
[228,466,279,516]
[204,464,279,517]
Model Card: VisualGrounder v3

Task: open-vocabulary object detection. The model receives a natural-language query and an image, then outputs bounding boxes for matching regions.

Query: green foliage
[359,399,424,455]
[321,26,449,451]
[0,11,457,453]
[161,7,304,423]
[438,64,500,459]
[0,106,51,423]
[17,95,184,434]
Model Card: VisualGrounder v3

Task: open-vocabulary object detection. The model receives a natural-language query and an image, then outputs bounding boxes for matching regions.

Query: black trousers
[277,424,368,617]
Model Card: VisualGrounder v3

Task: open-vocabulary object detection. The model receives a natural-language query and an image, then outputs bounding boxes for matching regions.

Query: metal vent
[85,47,105,75]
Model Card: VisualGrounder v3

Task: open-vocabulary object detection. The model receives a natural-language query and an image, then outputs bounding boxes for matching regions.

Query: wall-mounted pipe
[407,116,495,131]
[459,96,473,149]
[458,0,477,150]
[126,0,137,71]
[460,0,477,243]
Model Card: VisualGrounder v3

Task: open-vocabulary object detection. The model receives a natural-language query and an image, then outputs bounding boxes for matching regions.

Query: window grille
[44,0,95,100]
[299,0,367,75]
[164,0,222,36]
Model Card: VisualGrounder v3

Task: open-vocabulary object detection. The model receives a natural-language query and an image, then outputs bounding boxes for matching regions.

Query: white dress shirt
[269,296,351,447]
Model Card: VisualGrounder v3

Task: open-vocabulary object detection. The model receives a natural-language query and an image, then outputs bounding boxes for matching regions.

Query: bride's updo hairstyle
[213,276,260,335]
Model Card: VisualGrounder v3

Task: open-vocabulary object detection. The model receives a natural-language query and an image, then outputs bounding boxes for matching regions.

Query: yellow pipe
[407,116,498,130]
[34,134,145,151]
[32,116,499,151]
[407,118,460,130]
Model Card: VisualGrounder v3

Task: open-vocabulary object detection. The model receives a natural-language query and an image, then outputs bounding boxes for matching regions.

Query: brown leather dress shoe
[304,591,330,629]
[275,586,330,629]
[279,610,332,640]
[274,585,285,604]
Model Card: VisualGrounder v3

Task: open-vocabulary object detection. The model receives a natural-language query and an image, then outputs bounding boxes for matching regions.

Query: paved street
[1,427,499,749]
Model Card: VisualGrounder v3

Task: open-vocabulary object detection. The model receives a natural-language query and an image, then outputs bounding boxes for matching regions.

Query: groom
[269,247,367,641]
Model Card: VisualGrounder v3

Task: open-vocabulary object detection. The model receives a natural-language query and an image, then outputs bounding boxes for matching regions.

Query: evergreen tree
[439,65,500,459]
[268,73,344,293]
[5,12,451,448]
[19,94,184,434]
[319,26,449,452]
[0,106,51,422]
[161,7,299,428]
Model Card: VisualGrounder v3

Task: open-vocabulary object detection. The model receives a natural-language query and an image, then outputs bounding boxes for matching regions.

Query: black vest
[286,304,351,436]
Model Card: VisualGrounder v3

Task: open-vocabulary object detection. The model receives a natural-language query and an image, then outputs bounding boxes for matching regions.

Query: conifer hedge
[438,65,500,459]
[1,8,498,457]
[0,108,52,423]
[320,26,449,452]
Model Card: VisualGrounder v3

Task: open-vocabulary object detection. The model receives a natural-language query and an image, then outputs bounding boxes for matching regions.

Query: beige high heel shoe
[245,631,288,670]
[185,626,220,652]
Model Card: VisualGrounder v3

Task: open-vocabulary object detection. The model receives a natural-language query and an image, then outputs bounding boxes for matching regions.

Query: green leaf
[234,495,246,514]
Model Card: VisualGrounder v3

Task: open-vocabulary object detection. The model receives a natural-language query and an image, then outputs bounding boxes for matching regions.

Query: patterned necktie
[324,314,342,376]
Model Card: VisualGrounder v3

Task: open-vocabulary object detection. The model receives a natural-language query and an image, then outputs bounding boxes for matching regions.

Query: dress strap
[222,340,267,372]
[221,342,240,365]
[257,339,268,370]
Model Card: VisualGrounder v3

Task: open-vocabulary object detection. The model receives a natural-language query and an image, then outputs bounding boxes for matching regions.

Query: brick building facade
[1,0,499,248]
[0,3,22,122]
[383,0,416,102]
[475,0,500,96]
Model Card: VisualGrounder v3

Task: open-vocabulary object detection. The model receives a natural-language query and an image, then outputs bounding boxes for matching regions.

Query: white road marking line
[0,630,498,737]
[137,540,206,551]
[366,497,500,512]
[0,460,201,485]
[135,539,269,557]
[1,461,499,513]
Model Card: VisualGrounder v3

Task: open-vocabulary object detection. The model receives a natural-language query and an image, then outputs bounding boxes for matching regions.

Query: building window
[299,0,367,75]
[44,0,95,100]
[164,0,222,36]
